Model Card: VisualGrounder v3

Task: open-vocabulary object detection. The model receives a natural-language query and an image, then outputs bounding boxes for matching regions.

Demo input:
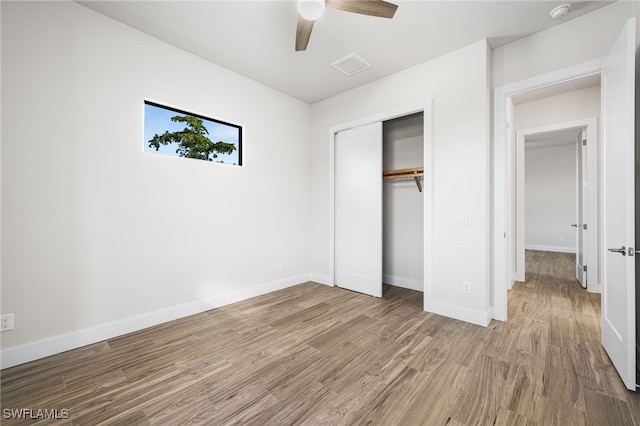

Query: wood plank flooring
[2,250,640,425]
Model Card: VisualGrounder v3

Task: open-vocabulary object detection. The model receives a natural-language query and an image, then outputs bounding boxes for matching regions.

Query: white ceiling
[78,1,612,104]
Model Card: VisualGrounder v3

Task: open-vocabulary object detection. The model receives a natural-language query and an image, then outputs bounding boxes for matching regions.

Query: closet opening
[382,112,424,295]
[330,99,432,310]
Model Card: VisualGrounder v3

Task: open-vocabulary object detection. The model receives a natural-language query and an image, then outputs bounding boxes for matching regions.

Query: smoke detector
[550,3,571,19]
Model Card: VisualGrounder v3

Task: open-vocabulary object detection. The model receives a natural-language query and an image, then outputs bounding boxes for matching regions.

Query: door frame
[329,100,433,307]
[493,58,604,320]
[514,117,599,293]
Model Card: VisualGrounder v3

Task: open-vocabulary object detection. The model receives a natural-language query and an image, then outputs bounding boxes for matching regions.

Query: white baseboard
[383,275,423,291]
[425,300,491,327]
[309,273,333,287]
[0,274,310,369]
[490,306,506,322]
[525,244,576,254]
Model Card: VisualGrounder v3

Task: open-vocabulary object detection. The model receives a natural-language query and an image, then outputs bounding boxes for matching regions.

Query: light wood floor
[3,250,640,425]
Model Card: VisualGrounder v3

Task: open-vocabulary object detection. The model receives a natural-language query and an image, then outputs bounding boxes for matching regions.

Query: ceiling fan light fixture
[298,0,325,21]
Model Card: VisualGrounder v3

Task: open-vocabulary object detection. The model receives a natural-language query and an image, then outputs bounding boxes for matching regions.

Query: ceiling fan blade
[296,16,315,51]
[326,0,398,19]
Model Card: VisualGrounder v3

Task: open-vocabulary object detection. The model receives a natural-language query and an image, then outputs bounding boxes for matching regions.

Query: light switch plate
[458,212,472,225]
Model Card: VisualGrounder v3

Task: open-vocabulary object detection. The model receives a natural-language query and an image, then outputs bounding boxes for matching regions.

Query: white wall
[524,144,576,252]
[1,1,311,366]
[513,85,600,274]
[383,113,424,291]
[309,40,492,325]
[492,1,640,88]
[492,2,638,316]
[4,0,634,368]
[514,86,601,131]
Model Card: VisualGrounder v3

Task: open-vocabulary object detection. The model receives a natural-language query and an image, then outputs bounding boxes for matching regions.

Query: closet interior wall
[382,112,425,291]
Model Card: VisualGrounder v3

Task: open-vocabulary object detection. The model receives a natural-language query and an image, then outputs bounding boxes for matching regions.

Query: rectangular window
[144,101,242,166]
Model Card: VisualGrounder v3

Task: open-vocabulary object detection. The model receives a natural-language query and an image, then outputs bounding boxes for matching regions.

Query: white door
[601,18,636,391]
[576,130,587,288]
[335,122,383,297]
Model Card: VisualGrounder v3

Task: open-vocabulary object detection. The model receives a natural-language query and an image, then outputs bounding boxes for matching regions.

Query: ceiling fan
[295,0,398,51]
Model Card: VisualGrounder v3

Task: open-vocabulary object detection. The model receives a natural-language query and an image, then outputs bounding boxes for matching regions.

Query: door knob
[608,246,627,255]
[571,224,578,228]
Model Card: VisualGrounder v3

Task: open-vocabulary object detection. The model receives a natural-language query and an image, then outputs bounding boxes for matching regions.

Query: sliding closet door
[335,122,383,297]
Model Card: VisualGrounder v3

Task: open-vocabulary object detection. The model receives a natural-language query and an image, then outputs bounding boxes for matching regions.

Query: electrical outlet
[276,261,283,271]
[1,314,14,332]
[462,282,472,295]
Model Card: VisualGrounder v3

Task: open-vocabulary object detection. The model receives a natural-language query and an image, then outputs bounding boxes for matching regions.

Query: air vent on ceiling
[330,53,372,76]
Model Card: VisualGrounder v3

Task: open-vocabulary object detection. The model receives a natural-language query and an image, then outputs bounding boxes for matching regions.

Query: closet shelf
[383,167,424,192]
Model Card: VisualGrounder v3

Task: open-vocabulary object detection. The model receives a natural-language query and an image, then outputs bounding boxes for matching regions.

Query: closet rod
[383,167,424,192]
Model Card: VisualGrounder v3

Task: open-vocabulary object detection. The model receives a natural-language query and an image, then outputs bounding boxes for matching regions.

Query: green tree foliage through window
[143,101,242,165]
[148,115,237,162]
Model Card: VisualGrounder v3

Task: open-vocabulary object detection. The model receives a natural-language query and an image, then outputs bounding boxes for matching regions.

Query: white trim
[424,300,491,327]
[493,58,604,321]
[525,244,577,254]
[515,123,525,282]
[309,273,333,286]
[329,101,432,135]
[423,105,434,315]
[586,118,599,293]
[515,117,598,291]
[383,275,423,292]
[328,100,433,311]
[0,274,310,369]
